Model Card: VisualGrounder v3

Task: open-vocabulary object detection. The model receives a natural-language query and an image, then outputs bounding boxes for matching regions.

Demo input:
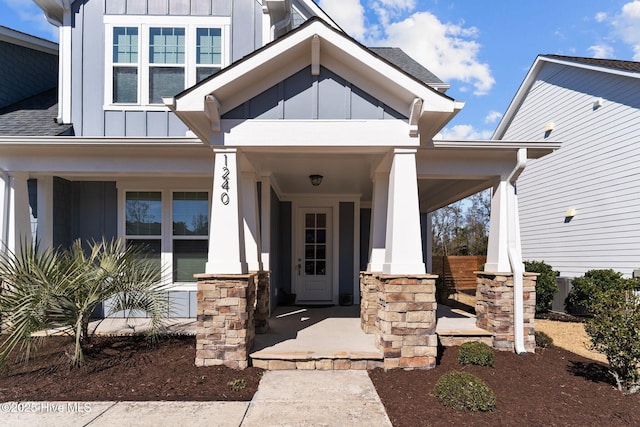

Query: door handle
[297,258,302,276]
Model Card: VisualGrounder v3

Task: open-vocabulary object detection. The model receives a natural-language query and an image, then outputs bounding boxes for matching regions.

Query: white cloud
[318,2,495,96]
[484,111,503,124]
[595,12,608,23]
[588,44,615,58]
[317,0,367,40]
[375,12,495,95]
[612,0,640,60]
[1,0,57,40]
[371,0,416,27]
[435,124,493,140]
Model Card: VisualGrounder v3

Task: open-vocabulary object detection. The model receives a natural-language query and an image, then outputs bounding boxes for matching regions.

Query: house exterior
[0,0,559,368]
[494,55,640,287]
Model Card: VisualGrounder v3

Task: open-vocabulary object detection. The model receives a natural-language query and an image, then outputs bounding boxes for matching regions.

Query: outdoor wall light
[565,207,576,217]
[309,174,323,186]
[544,122,555,132]
[593,98,603,110]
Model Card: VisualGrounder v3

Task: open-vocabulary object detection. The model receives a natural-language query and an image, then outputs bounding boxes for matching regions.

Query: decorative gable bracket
[409,98,423,137]
[205,95,221,133]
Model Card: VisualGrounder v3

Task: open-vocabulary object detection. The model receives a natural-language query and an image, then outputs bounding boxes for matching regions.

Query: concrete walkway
[2,370,392,427]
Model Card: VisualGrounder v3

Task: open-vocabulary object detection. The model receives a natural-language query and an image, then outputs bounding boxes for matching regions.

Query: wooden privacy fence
[432,256,486,292]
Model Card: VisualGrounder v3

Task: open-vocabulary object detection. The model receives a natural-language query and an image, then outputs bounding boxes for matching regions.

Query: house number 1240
[221,154,230,205]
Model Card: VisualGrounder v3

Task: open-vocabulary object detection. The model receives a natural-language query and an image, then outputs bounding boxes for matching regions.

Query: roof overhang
[33,0,74,27]
[165,18,462,145]
[0,26,58,55]
[419,139,561,211]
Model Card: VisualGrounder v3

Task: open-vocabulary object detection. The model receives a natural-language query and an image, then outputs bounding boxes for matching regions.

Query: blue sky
[2,0,639,139]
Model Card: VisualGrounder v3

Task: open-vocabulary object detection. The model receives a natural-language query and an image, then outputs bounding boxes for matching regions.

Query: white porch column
[6,172,32,254]
[259,175,272,271]
[0,170,9,250]
[36,176,54,248]
[424,212,433,273]
[382,149,426,275]
[485,178,523,273]
[367,171,388,272]
[206,148,248,274]
[240,170,262,272]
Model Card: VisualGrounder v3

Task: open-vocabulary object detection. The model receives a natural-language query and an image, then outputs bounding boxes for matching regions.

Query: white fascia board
[0,27,58,54]
[215,120,419,147]
[0,138,212,175]
[432,139,561,158]
[492,56,544,139]
[0,136,202,146]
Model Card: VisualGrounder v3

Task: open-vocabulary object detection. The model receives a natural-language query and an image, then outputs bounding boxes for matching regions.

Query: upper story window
[105,16,230,109]
[113,27,139,103]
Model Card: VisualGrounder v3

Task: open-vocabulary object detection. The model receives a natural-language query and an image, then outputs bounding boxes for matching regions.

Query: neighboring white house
[494,55,640,282]
[0,0,557,359]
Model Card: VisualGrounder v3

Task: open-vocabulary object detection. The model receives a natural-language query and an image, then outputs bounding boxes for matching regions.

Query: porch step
[436,307,493,347]
[250,350,384,370]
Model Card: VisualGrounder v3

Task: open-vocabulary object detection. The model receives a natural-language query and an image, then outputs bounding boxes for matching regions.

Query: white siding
[504,62,640,278]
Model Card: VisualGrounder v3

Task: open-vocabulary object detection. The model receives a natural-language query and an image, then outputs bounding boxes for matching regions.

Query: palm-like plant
[0,238,170,367]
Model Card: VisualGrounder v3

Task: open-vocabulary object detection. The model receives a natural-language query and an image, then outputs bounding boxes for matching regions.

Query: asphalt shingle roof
[544,54,640,73]
[369,47,445,86]
[0,88,73,136]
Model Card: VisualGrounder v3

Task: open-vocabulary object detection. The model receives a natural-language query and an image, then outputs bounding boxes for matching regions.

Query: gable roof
[0,88,73,136]
[369,47,449,92]
[166,17,462,144]
[494,54,640,139]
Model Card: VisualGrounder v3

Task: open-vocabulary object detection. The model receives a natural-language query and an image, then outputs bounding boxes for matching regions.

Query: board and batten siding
[503,62,640,278]
[223,66,407,120]
[73,0,261,136]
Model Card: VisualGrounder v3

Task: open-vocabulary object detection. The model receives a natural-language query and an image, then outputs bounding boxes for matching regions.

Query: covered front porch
[249,303,490,370]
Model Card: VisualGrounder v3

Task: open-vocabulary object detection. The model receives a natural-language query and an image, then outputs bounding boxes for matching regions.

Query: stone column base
[360,272,379,334]
[361,273,439,370]
[255,271,270,334]
[475,271,537,352]
[195,273,256,369]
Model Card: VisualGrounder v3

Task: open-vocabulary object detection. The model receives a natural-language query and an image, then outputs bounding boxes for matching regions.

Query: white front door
[295,207,333,302]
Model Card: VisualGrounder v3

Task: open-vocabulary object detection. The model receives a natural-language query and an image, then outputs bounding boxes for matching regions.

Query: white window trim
[104,15,231,110]
[117,180,211,291]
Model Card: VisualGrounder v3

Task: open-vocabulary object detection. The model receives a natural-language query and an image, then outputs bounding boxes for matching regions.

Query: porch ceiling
[243,150,382,199]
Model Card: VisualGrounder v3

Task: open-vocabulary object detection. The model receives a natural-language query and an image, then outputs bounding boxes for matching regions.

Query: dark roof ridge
[543,54,640,73]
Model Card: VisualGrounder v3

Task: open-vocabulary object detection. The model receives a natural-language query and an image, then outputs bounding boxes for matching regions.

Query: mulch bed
[369,346,639,426]
[2,336,639,426]
[0,335,262,402]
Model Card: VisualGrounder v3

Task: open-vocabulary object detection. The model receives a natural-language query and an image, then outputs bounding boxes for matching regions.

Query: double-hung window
[149,27,185,104]
[112,27,139,103]
[123,188,209,284]
[105,17,230,108]
[172,192,208,282]
[125,191,162,263]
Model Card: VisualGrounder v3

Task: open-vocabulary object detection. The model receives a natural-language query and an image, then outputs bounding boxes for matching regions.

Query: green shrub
[534,331,553,348]
[434,370,496,412]
[523,260,559,313]
[227,379,246,391]
[458,341,494,367]
[566,269,634,314]
[585,287,640,394]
